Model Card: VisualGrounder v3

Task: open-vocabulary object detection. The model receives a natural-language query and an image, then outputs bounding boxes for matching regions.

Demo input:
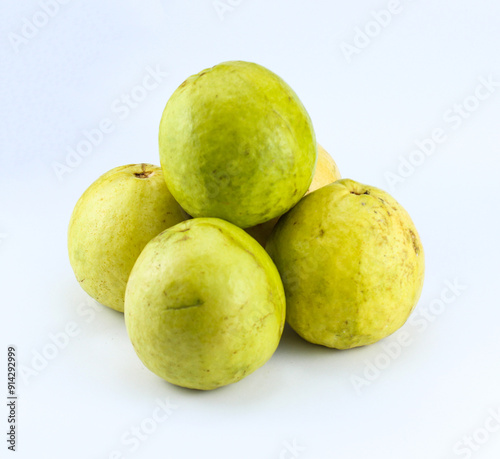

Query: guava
[68,164,187,312]
[308,144,341,194]
[124,217,286,390]
[158,60,317,228]
[266,179,425,349]
[246,143,341,246]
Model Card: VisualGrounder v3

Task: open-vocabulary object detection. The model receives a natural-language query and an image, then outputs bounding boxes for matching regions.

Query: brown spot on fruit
[175,235,191,242]
[409,229,420,256]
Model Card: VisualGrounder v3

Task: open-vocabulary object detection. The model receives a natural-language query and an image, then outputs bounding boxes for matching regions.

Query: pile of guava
[68,61,424,390]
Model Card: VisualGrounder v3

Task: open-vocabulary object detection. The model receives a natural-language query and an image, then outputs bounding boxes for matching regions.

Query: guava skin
[245,143,341,246]
[266,179,425,349]
[68,164,187,313]
[308,144,341,194]
[159,60,317,228]
[124,218,286,390]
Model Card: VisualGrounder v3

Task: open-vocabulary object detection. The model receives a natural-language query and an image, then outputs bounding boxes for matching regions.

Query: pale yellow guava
[68,164,187,312]
[267,179,425,349]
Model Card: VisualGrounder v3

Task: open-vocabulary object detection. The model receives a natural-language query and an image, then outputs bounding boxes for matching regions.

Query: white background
[1,1,500,458]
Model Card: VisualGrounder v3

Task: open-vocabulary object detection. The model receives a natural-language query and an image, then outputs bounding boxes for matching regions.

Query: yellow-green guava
[266,179,425,349]
[68,164,187,312]
[124,217,286,390]
[245,143,341,246]
[158,60,317,228]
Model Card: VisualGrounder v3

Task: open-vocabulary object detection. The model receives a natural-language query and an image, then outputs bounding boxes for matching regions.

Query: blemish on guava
[167,300,204,310]
[258,312,272,324]
[175,235,191,242]
[409,229,420,256]
[193,70,211,84]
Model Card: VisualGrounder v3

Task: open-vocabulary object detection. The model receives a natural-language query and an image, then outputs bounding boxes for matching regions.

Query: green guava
[266,179,425,349]
[158,60,317,228]
[124,217,286,390]
[68,164,187,312]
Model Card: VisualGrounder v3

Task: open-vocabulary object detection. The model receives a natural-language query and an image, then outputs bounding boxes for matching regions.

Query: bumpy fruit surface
[159,60,317,228]
[125,218,286,390]
[68,164,187,312]
[267,179,425,349]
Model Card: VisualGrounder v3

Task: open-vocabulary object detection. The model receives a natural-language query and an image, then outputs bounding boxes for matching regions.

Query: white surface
[1,1,500,458]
